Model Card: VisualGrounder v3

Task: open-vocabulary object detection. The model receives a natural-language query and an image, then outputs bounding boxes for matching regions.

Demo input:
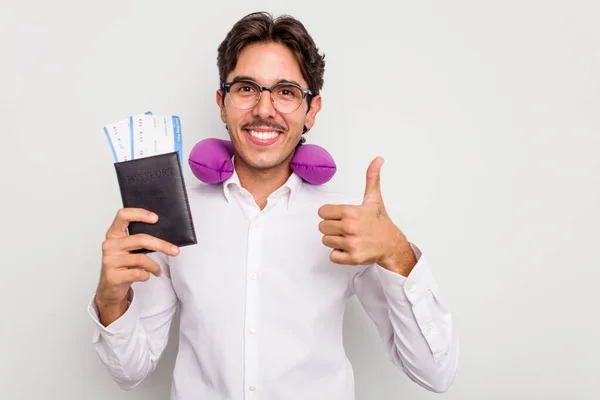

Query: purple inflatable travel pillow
[188,138,336,185]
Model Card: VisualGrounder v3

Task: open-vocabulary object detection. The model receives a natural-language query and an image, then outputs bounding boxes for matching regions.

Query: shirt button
[248,273,257,280]
[248,385,256,391]
[249,328,256,334]
[251,220,260,228]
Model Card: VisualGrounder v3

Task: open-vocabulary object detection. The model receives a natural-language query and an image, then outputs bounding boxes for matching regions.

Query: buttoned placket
[245,209,261,398]
[232,186,291,397]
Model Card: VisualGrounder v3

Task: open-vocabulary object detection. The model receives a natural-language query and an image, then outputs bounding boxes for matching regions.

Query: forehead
[228,42,307,87]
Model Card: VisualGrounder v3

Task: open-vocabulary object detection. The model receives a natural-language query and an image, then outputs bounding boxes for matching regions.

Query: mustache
[241,119,286,132]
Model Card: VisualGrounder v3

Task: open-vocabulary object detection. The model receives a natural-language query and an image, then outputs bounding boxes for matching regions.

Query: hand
[95,208,180,325]
[318,157,416,275]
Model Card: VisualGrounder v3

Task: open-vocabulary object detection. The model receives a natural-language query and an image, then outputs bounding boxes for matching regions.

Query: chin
[234,128,296,170]
[242,153,289,171]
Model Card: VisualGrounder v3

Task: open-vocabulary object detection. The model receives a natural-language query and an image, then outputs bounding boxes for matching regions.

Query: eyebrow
[230,75,304,88]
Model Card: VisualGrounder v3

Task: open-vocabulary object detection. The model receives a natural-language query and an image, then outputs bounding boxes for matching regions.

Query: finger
[318,204,351,220]
[363,157,384,205]
[122,268,151,284]
[103,253,162,277]
[106,208,159,239]
[330,249,353,265]
[119,253,162,277]
[118,233,180,256]
[322,234,349,251]
[318,220,346,236]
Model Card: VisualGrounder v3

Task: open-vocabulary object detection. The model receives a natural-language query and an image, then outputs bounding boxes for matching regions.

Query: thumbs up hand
[318,157,416,276]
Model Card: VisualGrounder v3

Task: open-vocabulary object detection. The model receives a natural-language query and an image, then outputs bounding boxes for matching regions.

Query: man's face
[217,42,322,171]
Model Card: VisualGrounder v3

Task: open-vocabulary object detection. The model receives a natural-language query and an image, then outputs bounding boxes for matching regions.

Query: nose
[252,89,278,119]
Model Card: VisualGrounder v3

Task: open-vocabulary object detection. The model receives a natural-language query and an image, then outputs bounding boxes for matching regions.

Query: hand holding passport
[103,112,197,253]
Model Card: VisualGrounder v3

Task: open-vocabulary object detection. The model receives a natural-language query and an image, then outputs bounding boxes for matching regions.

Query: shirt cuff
[88,289,139,343]
[375,243,437,305]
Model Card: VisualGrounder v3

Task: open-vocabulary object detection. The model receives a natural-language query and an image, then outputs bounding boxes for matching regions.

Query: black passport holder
[114,152,197,253]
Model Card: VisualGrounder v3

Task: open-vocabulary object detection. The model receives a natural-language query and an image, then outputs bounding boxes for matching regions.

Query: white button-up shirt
[88,170,459,399]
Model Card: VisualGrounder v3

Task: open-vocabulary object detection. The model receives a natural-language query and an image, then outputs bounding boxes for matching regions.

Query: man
[90,11,459,400]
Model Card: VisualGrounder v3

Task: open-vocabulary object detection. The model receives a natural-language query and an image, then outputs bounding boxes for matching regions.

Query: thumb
[363,157,384,204]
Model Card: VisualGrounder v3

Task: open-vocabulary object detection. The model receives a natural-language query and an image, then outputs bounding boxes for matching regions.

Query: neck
[234,155,293,210]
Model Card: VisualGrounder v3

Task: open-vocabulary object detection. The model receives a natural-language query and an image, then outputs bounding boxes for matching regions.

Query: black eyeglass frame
[221,78,313,113]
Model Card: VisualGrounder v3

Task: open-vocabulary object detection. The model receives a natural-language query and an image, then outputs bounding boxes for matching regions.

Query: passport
[114,151,197,253]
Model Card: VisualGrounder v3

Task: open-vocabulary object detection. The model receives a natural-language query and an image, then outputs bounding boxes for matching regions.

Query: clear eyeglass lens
[229,81,303,113]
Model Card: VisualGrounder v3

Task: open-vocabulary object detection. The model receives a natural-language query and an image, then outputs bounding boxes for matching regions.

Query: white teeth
[249,130,278,140]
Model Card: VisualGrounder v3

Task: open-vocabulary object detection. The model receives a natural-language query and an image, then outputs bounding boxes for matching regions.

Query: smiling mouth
[244,128,282,146]
[247,129,280,140]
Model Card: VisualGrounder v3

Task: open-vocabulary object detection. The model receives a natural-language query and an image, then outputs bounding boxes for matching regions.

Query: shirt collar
[222,168,241,203]
[222,166,303,210]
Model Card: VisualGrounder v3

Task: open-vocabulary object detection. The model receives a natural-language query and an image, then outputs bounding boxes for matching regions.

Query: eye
[276,85,300,98]
[238,85,255,93]
[231,81,258,95]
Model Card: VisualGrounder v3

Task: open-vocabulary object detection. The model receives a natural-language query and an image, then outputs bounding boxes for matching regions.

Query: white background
[1,1,599,399]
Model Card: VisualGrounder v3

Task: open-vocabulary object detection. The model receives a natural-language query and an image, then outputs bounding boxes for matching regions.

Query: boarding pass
[103,111,183,167]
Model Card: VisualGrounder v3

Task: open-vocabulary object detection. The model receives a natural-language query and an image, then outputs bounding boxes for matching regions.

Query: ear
[216,89,227,124]
[304,95,322,131]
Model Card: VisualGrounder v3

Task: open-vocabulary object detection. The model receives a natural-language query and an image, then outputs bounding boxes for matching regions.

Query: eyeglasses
[222,79,313,114]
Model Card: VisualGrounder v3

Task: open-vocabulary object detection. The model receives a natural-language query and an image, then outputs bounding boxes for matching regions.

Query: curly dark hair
[217,11,326,106]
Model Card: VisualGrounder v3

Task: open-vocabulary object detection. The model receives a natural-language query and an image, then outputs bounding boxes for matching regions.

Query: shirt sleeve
[350,243,459,393]
[87,252,178,390]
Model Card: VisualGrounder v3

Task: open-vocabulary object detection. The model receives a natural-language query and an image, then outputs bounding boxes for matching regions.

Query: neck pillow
[188,138,336,185]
